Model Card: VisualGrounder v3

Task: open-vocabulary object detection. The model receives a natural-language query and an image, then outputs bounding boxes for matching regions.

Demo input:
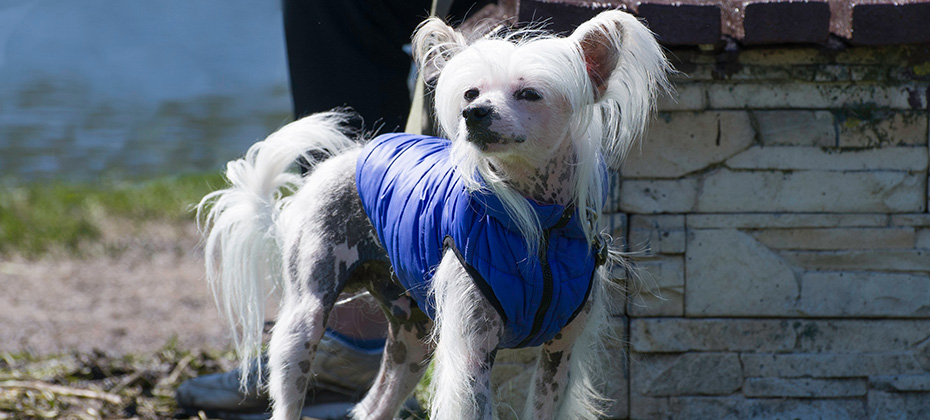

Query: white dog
[198,10,670,420]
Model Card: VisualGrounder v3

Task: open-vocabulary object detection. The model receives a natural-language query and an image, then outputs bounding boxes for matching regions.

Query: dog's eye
[464,89,480,101]
[515,88,542,101]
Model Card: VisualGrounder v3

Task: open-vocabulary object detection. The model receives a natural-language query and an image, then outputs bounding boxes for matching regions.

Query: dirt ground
[0,221,231,357]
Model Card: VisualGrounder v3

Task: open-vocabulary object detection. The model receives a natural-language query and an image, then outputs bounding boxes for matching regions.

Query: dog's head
[413,10,671,173]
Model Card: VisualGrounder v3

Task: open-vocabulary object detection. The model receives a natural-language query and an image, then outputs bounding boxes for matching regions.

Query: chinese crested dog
[198,10,670,420]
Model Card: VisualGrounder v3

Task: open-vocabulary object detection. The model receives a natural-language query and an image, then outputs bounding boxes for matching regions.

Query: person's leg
[282,0,432,132]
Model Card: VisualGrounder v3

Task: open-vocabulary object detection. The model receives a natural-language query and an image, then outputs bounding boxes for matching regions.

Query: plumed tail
[195,111,359,387]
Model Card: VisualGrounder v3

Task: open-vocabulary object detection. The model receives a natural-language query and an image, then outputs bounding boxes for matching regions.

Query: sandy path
[0,222,232,356]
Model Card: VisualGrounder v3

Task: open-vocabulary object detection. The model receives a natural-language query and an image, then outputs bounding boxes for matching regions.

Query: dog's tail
[195,111,359,386]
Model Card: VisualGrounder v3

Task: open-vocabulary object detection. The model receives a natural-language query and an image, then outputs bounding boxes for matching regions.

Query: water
[0,0,293,181]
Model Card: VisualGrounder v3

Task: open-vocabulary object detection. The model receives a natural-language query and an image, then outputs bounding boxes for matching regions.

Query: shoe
[176,332,383,419]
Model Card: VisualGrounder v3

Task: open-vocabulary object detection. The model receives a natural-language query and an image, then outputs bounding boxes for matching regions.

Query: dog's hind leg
[429,251,503,420]
[268,150,388,420]
[267,290,335,420]
[351,283,434,420]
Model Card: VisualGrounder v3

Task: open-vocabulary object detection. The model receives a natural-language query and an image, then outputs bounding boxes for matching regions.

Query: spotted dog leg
[351,288,434,420]
[268,150,389,420]
[524,299,593,420]
[430,251,503,420]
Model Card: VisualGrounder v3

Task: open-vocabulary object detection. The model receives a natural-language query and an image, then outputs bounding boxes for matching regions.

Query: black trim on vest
[442,236,509,325]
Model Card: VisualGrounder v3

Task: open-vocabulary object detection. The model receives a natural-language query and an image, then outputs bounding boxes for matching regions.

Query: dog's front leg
[351,290,434,420]
[430,251,503,420]
[525,299,593,420]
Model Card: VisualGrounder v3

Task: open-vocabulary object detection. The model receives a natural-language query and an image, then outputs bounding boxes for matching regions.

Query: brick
[657,83,705,111]
[753,110,835,147]
[893,214,930,227]
[619,178,698,214]
[628,215,686,254]
[695,170,926,213]
[750,227,916,250]
[868,390,930,420]
[871,374,930,392]
[742,1,830,45]
[636,3,720,46]
[725,146,929,172]
[631,353,742,397]
[624,111,755,178]
[798,272,930,318]
[631,396,867,420]
[630,319,795,353]
[781,249,930,272]
[516,0,613,35]
[836,111,928,148]
[687,213,889,229]
[851,3,930,46]
[791,320,930,353]
[743,377,867,398]
[627,256,684,317]
[706,82,927,110]
[741,353,925,378]
[686,229,799,317]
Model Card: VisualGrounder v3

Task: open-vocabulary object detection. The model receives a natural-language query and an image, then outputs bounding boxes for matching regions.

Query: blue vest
[356,133,597,348]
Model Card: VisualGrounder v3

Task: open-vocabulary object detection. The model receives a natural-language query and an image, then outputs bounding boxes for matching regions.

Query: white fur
[196,111,359,386]
[198,9,671,420]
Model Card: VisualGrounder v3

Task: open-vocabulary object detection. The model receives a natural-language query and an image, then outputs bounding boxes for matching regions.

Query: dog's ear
[570,16,623,99]
[569,10,673,167]
[412,17,465,83]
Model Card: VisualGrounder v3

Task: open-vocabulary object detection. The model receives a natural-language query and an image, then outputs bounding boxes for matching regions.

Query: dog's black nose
[463,105,492,124]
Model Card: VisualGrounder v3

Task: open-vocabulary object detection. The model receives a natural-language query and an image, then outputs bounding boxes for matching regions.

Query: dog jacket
[356,133,598,348]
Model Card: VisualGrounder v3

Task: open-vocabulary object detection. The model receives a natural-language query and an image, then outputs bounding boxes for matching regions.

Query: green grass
[0,172,226,257]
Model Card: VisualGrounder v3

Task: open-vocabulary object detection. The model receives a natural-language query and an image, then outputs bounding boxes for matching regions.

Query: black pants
[282,0,491,132]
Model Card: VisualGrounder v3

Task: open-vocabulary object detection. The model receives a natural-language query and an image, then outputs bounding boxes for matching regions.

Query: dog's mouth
[464,127,526,152]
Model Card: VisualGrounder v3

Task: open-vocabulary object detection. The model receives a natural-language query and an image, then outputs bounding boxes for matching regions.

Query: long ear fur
[412,17,466,83]
[570,10,673,168]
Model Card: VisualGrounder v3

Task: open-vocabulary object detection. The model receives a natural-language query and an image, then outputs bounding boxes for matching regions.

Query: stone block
[798,272,930,317]
[631,352,742,397]
[686,229,799,317]
[657,83,705,111]
[741,353,925,378]
[695,169,926,213]
[630,396,867,420]
[630,319,795,353]
[601,319,629,419]
[892,214,930,227]
[781,249,930,272]
[743,377,867,398]
[918,229,930,249]
[750,227,916,250]
[628,215,686,254]
[623,111,755,178]
[837,111,928,148]
[628,256,684,317]
[790,320,930,353]
[687,213,889,229]
[619,178,698,214]
[742,1,830,45]
[868,390,930,420]
[725,146,929,172]
[706,82,927,110]
[753,110,835,147]
[871,374,930,392]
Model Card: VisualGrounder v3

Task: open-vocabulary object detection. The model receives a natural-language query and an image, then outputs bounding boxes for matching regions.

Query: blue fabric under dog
[356,133,596,349]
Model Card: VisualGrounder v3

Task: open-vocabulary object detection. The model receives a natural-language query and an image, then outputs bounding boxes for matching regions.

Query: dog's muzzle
[463,105,502,148]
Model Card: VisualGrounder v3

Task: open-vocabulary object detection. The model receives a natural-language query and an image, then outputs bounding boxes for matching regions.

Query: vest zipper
[517,234,553,348]
[516,207,574,348]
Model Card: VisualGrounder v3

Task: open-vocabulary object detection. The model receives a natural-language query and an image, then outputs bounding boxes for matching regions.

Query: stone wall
[609,45,930,419]
[488,44,929,420]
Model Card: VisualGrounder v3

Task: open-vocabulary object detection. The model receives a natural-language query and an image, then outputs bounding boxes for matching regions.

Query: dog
[198,10,670,420]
